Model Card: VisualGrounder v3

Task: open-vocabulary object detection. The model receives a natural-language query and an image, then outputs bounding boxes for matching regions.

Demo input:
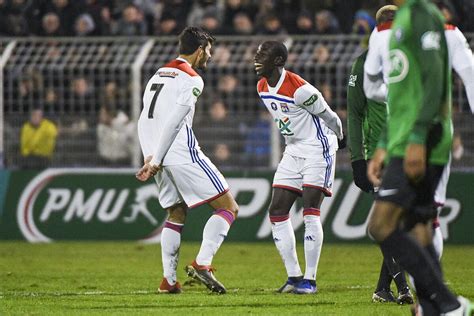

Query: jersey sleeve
[295,83,343,139]
[448,28,474,113]
[347,55,368,161]
[364,30,382,76]
[177,76,203,107]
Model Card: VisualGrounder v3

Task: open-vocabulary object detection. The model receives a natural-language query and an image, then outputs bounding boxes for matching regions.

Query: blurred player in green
[347,6,412,305]
[367,0,472,314]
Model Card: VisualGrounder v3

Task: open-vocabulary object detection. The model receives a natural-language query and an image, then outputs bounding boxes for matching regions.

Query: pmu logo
[17,169,165,243]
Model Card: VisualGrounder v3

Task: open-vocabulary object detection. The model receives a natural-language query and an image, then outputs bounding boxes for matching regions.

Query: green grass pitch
[0,242,473,315]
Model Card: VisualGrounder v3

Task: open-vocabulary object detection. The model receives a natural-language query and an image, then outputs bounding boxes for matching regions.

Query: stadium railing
[1,35,473,171]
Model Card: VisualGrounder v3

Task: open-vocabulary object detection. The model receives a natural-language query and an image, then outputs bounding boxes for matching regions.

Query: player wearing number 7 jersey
[254,41,344,294]
[136,27,239,295]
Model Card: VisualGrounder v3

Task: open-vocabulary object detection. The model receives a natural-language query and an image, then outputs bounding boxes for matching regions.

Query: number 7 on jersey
[148,83,164,119]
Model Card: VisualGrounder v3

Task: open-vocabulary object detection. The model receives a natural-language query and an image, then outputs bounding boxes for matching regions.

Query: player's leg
[268,187,301,292]
[269,153,304,292]
[368,159,460,314]
[155,168,186,294]
[432,217,443,260]
[168,157,236,293]
[432,158,450,260]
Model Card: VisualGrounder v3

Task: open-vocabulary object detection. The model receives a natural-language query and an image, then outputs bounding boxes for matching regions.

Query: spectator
[200,11,221,34]
[274,0,301,34]
[156,15,181,35]
[352,10,375,35]
[319,81,333,105]
[315,10,340,34]
[83,0,112,35]
[258,13,286,35]
[231,12,253,35]
[112,4,147,36]
[1,0,32,36]
[223,0,256,30]
[187,0,221,28]
[244,109,272,167]
[40,12,64,36]
[160,0,192,32]
[20,108,58,169]
[312,44,331,64]
[212,45,231,66]
[46,0,81,36]
[97,106,135,166]
[69,77,96,112]
[74,13,96,36]
[294,11,314,34]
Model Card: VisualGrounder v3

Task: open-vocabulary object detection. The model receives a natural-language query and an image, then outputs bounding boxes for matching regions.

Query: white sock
[432,217,443,260]
[195,209,234,266]
[161,221,183,285]
[270,215,302,277]
[303,208,323,281]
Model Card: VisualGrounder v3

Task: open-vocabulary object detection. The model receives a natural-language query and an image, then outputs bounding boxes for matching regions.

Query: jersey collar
[268,68,286,93]
[176,57,192,66]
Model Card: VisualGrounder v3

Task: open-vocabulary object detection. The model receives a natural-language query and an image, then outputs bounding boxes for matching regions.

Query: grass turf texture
[0,242,473,315]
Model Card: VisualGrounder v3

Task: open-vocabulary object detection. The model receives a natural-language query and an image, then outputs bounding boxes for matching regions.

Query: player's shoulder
[162,59,200,78]
[277,70,307,98]
[257,78,269,93]
[444,23,456,31]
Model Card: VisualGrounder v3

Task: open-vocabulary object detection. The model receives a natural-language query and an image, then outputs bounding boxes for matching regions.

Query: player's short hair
[375,5,398,25]
[262,41,288,65]
[178,26,215,55]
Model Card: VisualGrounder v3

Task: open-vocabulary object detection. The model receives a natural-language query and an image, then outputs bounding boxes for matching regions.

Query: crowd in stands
[1,0,473,38]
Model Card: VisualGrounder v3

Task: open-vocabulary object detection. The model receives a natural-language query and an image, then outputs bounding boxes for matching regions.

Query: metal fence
[1,35,473,171]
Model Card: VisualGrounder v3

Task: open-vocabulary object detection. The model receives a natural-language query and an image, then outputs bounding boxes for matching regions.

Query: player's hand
[404,143,426,183]
[351,159,373,193]
[337,134,347,150]
[367,148,386,187]
[136,155,161,182]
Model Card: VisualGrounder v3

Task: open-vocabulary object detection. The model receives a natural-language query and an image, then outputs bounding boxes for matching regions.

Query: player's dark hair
[262,41,288,66]
[375,5,398,25]
[178,26,215,55]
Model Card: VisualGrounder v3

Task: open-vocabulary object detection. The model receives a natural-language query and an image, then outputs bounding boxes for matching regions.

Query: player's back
[138,58,204,166]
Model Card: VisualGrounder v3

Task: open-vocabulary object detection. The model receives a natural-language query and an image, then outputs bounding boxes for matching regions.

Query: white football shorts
[273,153,335,197]
[154,156,229,209]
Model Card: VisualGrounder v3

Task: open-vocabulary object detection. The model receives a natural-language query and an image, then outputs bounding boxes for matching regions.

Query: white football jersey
[364,21,393,83]
[138,58,204,166]
[257,69,338,158]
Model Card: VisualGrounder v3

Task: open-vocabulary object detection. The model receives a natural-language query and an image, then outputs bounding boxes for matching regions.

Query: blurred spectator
[20,108,58,168]
[200,11,221,34]
[16,69,44,112]
[212,45,231,66]
[274,0,301,34]
[74,13,96,36]
[319,81,333,105]
[97,106,135,166]
[218,74,239,97]
[435,0,458,25]
[0,0,32,36]
[223,0,256,30]
[231,12,253,35]
[100,81,127,111]
[244,109,272,167]
[156,15,181,35]
[40,12,64,36]
[46,0,81,36]
[69,77,96,112]
[294,11,314,35]
[315,10,340,34]
[161,0,192,33]
[312,44,331,64]
[258,14,286,35]
[352,10,375,35]
[187,0,222,28]
[112,4,147,36]
[83,0,113,35]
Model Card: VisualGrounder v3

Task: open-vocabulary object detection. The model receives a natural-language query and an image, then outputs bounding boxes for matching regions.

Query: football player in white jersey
[254,41,344,294]
[364,4,474,261]
[136,27,239,294]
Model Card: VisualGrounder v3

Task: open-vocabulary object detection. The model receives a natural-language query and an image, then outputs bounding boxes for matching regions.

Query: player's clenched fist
[136,155,161,181]
[367,148,386,187]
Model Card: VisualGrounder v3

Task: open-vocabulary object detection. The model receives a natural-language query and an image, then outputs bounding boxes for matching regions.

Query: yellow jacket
[21,119,58,158]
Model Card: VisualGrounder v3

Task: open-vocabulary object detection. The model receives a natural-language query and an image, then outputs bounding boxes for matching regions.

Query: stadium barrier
[0,169,472,244]
[2,35,474,170]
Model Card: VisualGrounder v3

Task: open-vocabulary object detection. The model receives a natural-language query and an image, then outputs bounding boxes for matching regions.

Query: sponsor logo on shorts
[303,94,318,106]
[378,188,399,197]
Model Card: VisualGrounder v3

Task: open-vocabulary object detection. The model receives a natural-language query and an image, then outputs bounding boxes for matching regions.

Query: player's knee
[367,216,395,243]
[268,208,290,217]
[167,204,187,224]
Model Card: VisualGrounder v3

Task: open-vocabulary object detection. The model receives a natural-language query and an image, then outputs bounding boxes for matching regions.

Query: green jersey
[380,0,452,165]
[347,50,387,161]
